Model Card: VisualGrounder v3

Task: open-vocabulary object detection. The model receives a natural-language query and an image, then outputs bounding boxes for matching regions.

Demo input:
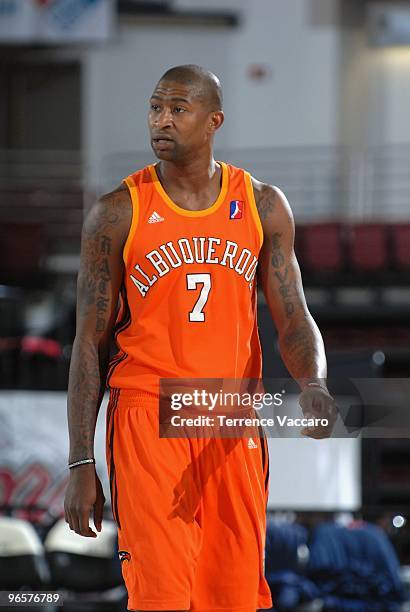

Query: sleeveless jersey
[107,162,264,395]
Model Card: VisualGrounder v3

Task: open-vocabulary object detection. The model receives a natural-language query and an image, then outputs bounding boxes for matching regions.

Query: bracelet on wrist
[306,381,328,392]
[68,458,95,469]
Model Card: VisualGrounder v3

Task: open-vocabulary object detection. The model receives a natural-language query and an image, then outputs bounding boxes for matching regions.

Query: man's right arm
[65,183,131,537]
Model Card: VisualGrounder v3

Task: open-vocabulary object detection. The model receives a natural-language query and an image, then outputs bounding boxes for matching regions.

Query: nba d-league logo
[229,200,244,220]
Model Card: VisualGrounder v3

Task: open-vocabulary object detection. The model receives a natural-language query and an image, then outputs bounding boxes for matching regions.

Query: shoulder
[250,176,294,234]
[82,183,132,245]
[99,182,132,214]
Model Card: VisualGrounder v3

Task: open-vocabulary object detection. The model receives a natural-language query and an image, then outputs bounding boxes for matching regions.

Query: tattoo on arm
[96,238,111,332]
[254,179,326,383]
[256,184,276,221]
[270,232,324,378]
[270,232,297,318]
[281,321,317,378]
[68,340,101,461]
[68,187,129,462]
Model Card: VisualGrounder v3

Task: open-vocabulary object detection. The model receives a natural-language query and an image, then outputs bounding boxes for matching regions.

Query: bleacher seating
[0,516,50,590]
[44,519,126,611]
[300,222,345,274]
[295,221,410,285]
[391,223,410,271]
[44,518,121,592]
[348,222,390,273]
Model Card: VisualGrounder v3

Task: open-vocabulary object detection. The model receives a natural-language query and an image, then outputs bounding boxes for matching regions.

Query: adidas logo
[248,438,258,449]
[148,211,164,224]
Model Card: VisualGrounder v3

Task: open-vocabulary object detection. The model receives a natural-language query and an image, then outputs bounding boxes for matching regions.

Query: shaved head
[158,64,223,111]
[149,64,225,162]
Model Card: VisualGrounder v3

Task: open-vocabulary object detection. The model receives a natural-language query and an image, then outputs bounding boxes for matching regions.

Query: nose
[154,107,173,129]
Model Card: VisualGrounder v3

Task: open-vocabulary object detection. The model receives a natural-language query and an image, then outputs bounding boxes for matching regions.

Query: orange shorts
[106,388,272,612]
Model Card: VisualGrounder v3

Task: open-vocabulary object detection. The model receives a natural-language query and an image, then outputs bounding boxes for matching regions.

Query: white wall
[340,7,410,148]
[83,20,233,190]
[209,0,341,150]
[338,9,410,217]
[82,0,342,190]
[381,47,410,144]
[268,438,360,510]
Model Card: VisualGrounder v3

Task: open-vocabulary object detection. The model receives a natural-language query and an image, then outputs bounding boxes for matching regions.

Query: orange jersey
[107,162,263,393]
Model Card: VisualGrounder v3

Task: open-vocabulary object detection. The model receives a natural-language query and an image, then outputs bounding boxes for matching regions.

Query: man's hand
[64,464,105,537]
[299,386,337,439]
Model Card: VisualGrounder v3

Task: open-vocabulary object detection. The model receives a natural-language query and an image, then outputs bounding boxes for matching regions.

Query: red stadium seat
[391,223,410,270]
[301,222,344,272]
[348,223,389,272]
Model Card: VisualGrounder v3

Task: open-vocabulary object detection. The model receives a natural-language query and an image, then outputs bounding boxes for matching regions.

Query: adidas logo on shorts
[148,211,165,224]
[248,438,258,449]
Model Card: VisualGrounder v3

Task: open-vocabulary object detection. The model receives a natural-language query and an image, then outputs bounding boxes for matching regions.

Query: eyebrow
[150,94,191,104]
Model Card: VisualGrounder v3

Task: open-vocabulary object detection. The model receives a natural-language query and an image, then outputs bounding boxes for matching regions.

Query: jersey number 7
[186,273,211,322]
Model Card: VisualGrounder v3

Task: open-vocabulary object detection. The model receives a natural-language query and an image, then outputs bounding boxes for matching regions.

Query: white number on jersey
[186,273,211,322]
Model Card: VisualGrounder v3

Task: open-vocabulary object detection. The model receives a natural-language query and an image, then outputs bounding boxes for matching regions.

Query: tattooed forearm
[279,320,322,380]
[67,339,111,461]
[271,234,326,379]
[67,340,101,461]
[67,184,130,463]
[253,179,327,383]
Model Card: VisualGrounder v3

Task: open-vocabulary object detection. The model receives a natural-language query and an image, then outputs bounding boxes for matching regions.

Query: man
[64,64,335,612]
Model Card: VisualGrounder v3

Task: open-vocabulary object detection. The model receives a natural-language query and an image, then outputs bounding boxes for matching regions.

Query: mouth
[152,136,174,143]
[152,137,175,151]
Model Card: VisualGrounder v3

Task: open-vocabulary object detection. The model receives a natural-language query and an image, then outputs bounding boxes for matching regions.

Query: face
[148,79,223,162]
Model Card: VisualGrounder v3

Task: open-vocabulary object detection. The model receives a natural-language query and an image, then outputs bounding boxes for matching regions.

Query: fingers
[300,399,338,439]
[64,498,79,534]
[64,466,100,537]
[300,411,337,439]
[93,492,105,533]
[78,506,97,538]
[301,425,333,439]
[298,386,338,439]
[64,506,76,533]
[64,501,96,537]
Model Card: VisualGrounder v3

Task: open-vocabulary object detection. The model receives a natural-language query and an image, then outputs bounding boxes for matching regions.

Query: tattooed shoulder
[251,178,277,222]
[83,184,132,240]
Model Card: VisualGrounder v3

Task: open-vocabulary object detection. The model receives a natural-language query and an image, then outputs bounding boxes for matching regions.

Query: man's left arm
[253,178,336,438]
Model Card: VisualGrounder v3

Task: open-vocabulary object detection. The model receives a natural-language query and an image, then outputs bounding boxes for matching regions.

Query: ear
[208,110,224,133]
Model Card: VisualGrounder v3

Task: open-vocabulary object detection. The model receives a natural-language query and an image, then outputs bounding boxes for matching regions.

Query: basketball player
[64,65,336,612]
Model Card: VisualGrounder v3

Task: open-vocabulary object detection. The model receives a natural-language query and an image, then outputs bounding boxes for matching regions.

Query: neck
[158,153,219,192]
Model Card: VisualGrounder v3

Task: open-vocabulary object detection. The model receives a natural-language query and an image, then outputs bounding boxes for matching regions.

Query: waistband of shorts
[109,388,160,407]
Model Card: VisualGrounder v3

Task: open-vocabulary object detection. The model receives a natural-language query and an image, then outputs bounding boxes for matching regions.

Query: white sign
[0,0,114,43]
[0,391,360,519]
[0,391,110,525]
